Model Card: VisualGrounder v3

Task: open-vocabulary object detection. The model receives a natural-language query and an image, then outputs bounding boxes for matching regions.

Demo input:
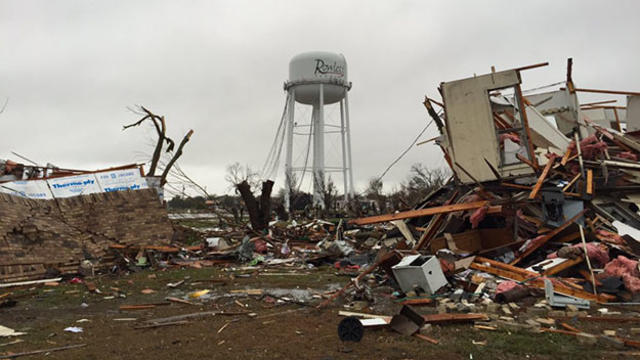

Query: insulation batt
[547,242,609,267]
[469,204,489,229]
[604,256,640,293]
[596,229,626,245]
[495,280,524,296]
[565,135,608,160]
[618,151,639,161]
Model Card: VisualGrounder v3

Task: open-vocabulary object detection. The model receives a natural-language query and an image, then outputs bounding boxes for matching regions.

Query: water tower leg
[344,91,355,199]
[312,84,326,209]
[284,90,295,214]
[340,98,348,207]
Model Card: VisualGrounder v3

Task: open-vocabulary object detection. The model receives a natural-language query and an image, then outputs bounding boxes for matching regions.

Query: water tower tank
[288,51,349,105]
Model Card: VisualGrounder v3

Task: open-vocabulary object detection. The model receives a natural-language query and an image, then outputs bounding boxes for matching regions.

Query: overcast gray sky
[1,0,639,197]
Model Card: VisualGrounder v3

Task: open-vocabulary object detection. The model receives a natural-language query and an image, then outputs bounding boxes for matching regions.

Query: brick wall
[0,189,173,281]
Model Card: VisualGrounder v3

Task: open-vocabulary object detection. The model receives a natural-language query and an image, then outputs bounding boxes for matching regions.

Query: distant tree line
[167,162,450,220]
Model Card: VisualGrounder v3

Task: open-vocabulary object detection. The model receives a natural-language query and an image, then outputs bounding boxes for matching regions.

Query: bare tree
[225,162,260,192]
[323,176,338,211]
[365,177,386,213]
[123,106,194,186]
[398,163,450,207]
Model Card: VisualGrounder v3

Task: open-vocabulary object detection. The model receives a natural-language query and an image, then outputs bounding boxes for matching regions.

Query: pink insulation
[546,242,609,267]
[604,256,640,293]
[469,203,489,229]
[596,229,626,245]
[495,280,523,296]
[565,135,608,160]
[579,134,608,159]
[604,256,640,278]
[624,276,640,293]
[500,133,521,144]
[618,151,639,161]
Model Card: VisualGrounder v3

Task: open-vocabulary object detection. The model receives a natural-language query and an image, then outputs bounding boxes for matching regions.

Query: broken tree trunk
[236,180,274,231]
[160,129,194,186]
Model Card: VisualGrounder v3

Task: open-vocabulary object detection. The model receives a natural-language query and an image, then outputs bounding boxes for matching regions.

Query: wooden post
[529,154,557,199]
[515,83,538,168]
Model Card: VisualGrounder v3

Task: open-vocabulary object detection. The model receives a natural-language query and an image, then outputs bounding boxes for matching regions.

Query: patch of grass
[176,219,219,229]
[448,328,602,360]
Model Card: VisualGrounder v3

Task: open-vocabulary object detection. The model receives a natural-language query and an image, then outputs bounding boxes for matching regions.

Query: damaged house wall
[627,95,640,132]
[441,69,535,183]
[526,88,588,137]
[0,188,173,282]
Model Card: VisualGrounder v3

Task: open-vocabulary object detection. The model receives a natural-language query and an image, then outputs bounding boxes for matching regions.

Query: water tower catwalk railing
[282,53,355,212]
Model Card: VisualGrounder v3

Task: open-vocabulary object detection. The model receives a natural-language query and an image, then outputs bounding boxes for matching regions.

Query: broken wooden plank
[338,311,392,321]
[119,304,157,310]
[414,333,439,344]
[0,277,62,289]
[560,145,573,166]
[413,191,459,250]
[134,321,189,330]
[399,298,433,306]
[0,344,86,359]
[562,173,581,192]
[586,169,594,195]
[544,256,584,276]
[474,324,497,331]
[550,316,640,323]
[422,313,488,324]
[471,258,613,303]
[510,210,586,266]
[529,154,557,199]
[166,297,196,305]
[560,322,581,333]
[350,201,498,226]
[144,310,251,324]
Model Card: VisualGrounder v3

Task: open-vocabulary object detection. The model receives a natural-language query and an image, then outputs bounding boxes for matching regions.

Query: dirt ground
[2,265,640,360]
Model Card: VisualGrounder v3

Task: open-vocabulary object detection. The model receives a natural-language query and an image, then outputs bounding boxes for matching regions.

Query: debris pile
[3,61,640,354]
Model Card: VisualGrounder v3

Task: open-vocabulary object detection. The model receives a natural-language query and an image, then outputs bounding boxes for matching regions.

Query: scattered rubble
[3,60,640,356]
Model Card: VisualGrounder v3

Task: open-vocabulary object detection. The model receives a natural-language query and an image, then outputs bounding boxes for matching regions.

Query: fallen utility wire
[376,118,434,181]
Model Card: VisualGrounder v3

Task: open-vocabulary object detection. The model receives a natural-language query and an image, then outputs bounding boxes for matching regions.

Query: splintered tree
[123,106,194,187]
[225,162,273,232]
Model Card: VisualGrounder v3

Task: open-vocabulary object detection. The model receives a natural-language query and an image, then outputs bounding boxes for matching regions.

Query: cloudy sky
[1,0,639,197]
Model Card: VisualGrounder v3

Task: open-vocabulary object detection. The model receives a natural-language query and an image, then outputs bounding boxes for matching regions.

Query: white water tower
[283,51,355,210]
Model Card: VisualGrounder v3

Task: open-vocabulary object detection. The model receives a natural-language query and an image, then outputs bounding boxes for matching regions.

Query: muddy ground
[2,265,640,359]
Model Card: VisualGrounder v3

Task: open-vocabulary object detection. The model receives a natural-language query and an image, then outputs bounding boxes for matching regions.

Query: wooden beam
[514,62,549,72]
[0,344,86,359]
[580,105,626,110]
[580,99,617,107]
[613,108,622,132]
[413,191,459,250]
[422,313,488,324]
[500,182,532,191]
[414,333,439,344]
[562,173,581,192]
[349,201,498,226]
[574,88,640,97]
[516,84,539,168]
[544,256,583,276]
[516,153,538,171]
[472,259,613,302]
[560,145,573,166]
[529,154,557,199]
[510,210,586,266]
[560,322,581,333]
[586,169,594,195]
